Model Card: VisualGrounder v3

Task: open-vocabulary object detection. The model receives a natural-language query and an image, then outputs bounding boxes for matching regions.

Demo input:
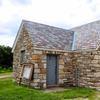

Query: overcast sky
[0,0,100,47]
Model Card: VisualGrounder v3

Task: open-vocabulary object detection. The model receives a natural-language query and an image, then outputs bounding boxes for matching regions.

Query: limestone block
[59,75,65,79]
[95,64,100,67]
[77,59,82,63]
[92,51,98,55]
[31,83,38,87]
[59,79,64,84]
[40,65,45,69]
[98,60,100,64]
[41,59,46,63]
[59,65,64,69]
[32,55,40,60]
[34,50,43,54]
[94,72,100,77]
[34,69,40,73]
[59,55,63,59]
[43,83,46,88]
[59,69,64,74]
[79,83,85,86]
[98,55,100,59]
[94,55,99,60]
[34,63,38,68]
[64,53,68,56]
[43,63,47,68]
[86,69,91,72]
[91,60,98,64]
[42,55,47,60]
[40,69,46,74]
[34,73,39,79]
[43,75,46,80]
[88,82,94,86]
[63,67,71,72]
[94,82,100,87]
[32,59,40,63]
[54,51,57,54]
[41,80,46,83]
[59,59,64,65]
[34,79,40,83]
[38,75,43,79]
[38,74,46,80]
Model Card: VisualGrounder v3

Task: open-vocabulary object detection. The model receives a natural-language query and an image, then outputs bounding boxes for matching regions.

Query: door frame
[46,54,59,87]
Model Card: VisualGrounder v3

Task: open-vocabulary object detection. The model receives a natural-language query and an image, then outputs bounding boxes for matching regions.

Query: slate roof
[23,20,74,51]
[71,20,100,50]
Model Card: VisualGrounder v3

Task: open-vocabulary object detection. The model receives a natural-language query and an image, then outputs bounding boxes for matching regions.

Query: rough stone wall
[30,50,47,88]
[13,27,34,81]
[59,50,100,90]
[59,52,76,86]
[13,26,73,89]
[13,27,100,89]
[13,27,47,88]
[13,38,75,89]
[75,50,100,90]
[31,50,73,89]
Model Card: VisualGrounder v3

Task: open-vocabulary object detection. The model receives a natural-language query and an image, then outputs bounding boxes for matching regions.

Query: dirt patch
[44,87,67,93]
[0,74,12,79]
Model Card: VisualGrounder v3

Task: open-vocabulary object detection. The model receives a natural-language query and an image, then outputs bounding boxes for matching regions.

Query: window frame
[20,50,25,63]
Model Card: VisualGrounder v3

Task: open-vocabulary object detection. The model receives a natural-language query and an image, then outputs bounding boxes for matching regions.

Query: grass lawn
[0,71,12,77]
[0,78,99,100]
[0,68,12,74]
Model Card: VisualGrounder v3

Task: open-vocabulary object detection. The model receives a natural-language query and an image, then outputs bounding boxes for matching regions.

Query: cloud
[10,0,31,5]
[0,1,2,6]
[0,34,15,46]
[0,0,100,46]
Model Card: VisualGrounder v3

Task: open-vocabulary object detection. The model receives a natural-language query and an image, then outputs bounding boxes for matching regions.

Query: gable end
[12,21,25,53]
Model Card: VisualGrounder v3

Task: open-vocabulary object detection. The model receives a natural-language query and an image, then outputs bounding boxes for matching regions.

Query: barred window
[20,50,25,63]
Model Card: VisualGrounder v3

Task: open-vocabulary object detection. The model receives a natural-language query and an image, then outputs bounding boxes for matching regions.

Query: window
[18,63,34,85]
[20,50,25,63]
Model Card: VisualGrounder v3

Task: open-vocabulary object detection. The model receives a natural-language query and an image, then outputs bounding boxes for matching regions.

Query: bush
[0,66,12,73]
[0,45,13,69]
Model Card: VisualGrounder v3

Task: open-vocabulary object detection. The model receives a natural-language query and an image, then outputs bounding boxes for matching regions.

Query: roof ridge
[22,19,73,32]
[70,19,100,30]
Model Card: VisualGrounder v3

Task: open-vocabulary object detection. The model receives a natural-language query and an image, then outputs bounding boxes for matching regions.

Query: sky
[0,0,100,47]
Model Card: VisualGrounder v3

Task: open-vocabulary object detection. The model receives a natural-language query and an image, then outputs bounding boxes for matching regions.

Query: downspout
[72,31,76,50]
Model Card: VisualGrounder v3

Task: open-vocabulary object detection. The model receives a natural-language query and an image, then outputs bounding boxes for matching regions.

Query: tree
[0,45,13,68]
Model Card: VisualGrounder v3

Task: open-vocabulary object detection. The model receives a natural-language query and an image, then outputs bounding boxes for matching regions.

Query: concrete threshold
[44,87,67,93]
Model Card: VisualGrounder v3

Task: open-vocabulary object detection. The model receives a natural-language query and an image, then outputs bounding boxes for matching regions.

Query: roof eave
[33,47,73,52]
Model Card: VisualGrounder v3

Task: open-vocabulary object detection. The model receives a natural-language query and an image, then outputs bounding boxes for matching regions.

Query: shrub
[0,45,13,69]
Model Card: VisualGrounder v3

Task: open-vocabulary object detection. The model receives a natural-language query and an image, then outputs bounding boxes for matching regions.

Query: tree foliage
[0,45,12,68]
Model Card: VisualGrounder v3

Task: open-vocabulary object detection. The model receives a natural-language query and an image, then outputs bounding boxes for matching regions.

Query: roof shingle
[23,20,74,51]
[71,20,100,50]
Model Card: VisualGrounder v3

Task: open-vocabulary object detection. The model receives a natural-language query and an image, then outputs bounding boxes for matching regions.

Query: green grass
[0,72,12,76]
[52,87,95,99]
[0,68,12,74]
[0,78,97,100]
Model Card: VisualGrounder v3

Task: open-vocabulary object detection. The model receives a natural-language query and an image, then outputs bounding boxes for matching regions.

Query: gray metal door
[47,55,58,86]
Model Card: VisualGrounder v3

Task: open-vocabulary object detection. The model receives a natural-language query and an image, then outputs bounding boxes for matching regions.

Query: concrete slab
[44,87,67,93]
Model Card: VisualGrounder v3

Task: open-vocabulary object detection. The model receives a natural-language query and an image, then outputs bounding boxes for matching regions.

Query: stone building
[12,20,100,90]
